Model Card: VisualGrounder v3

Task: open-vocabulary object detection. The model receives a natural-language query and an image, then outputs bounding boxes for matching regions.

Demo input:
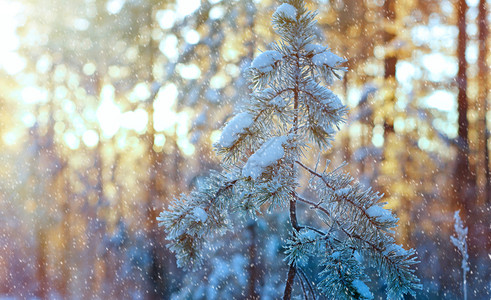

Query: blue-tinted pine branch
[159,0,421,299]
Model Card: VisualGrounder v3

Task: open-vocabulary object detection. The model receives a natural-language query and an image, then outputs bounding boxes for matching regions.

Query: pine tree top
[159,1,421,298]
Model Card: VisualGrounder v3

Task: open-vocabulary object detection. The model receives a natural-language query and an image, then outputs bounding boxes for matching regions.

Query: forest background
[0,0,489,298]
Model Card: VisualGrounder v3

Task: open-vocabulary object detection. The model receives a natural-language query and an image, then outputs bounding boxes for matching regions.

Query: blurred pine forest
[0,0,489,298]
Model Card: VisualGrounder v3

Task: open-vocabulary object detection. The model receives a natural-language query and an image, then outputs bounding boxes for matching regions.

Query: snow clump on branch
[251,50,283,73]
[242,135,288,180]
[312,50,347,68]
[217,112,254,148]
[273,3,297,20]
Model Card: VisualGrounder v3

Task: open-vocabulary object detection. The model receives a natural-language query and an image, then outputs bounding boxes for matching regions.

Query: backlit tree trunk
[477,0,489,204]
[453,0,475,213]
[383,0,396,136]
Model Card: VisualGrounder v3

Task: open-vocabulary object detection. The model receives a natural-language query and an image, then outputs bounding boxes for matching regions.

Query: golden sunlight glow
[0,0,25,75]
[21,86,48,104]
[2,130,19,146]
[121,108,148,134]
[176,0,200,17]
[210,130,221,144]
[96,84,151,140]
[63,131,80,150]
[97,85,121,139]
[82,129,99,147]
[154,83,178,133]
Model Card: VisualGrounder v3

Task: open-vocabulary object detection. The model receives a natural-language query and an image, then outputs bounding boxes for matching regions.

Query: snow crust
[242,136,287,180]
[298,229,317,242]
[270,96,286,108]
[312,51,346,68]
[192,207,208,222]
[273,3,297,20]
[305,43,327,54]
[352,279,373,299]
[217,112,254,148]
[251,50,282,73]
[335,187,351,197]
[331,251,341,260]
[383,243,407,256]
[366,205,395,223]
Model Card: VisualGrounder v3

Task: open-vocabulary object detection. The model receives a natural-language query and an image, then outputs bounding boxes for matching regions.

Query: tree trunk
[477,0,489,204]
[143,5,171,298]
[246,221,259,299]
[477,0,491,283]
[283,37,302,300]
[383,0,397,136]
[36,229,48,300]
[454,0,482,294]
[60,182,71,298]
[453,0,475,213]
[87,141,106,297]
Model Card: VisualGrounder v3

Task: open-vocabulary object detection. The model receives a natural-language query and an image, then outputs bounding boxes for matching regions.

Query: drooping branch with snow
[158,0,421,299]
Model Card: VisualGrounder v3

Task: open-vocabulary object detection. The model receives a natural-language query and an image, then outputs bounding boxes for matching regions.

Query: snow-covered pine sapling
[158,0,421,299]
[450,210,469,300]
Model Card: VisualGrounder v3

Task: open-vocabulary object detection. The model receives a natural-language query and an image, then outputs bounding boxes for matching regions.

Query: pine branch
[296,160,394,234]
[160,1,420,298]
[158,174,239,268]
[293,193,421,298]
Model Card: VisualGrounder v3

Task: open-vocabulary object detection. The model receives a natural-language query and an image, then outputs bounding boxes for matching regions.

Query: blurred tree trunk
[477,0,491,269]
[383,0,396,136]
[453,0,475,212]
[381,0,413,244]
[34,71,58,299]
[143,5,170,298]
[246,221,259,299]
[454,0,482,292]
[477,0,489,204]
[92,141,107,296]
[84,70,105,298]
[144,90,169,299]
[36,229,48,299]
[59,175,71,298]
